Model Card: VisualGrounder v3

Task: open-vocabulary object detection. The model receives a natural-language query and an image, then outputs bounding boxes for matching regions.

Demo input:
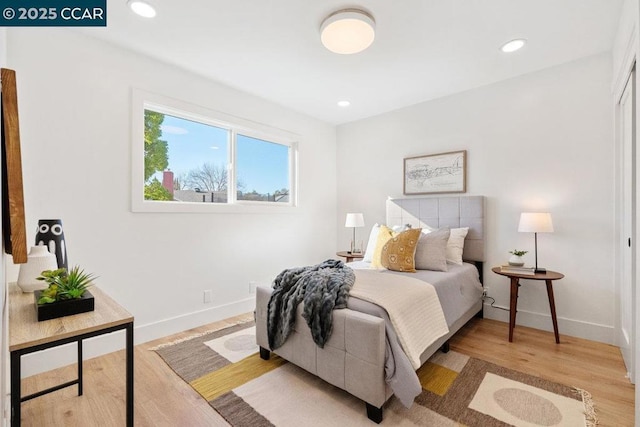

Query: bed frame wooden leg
[366,403,383,423]
[440,341,450,353]
[259,346,270,360]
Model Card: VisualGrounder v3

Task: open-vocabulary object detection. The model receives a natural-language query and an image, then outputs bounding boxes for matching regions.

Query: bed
[255,195,485,423]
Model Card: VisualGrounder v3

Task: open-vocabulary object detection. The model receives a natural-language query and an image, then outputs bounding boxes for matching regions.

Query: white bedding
[349,261,484,328]
[351,269,449,369]
[344,261,483,406]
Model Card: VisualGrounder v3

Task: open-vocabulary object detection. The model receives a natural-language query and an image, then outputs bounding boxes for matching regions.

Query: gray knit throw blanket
[267,259,355,350]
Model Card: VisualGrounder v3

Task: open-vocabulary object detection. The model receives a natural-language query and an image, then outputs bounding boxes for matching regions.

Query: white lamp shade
[518,213,554,233]
[345,213,365,228]
[320,9,375,54]
[17,246,58,292]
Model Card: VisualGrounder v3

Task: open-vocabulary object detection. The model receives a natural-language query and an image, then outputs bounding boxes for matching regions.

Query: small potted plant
[34,266,97,321]
[508,250,528,267]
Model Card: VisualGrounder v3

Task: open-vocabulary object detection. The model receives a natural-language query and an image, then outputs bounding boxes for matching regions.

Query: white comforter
[350,269,449,369]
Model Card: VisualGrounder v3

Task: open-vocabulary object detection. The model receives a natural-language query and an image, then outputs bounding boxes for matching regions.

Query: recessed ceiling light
[337,100,351,107]
[321,9,375,54]
[500,39,526,53]
[128,0,156,18]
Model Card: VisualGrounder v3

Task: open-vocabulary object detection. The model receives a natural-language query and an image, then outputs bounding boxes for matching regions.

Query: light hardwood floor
[18,316,635,426]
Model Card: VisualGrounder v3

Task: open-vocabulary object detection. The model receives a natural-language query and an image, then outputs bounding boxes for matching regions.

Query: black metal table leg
[78,339,83,395]
[126,322,134,427]
[10,351,21,427]
[10,322,134,425]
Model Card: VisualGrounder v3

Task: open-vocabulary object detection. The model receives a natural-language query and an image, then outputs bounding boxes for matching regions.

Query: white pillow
[391,224,411,232]
[363,224,380,262]
[446,227,469,265]
[364,224,411,262]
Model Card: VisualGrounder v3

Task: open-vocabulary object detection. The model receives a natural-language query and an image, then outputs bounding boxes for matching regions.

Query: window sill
[131,200,298,214]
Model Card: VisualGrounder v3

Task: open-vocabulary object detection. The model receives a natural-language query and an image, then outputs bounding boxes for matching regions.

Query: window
[144,110,231,203]
[132,90,298,213]
[236,134,290,203]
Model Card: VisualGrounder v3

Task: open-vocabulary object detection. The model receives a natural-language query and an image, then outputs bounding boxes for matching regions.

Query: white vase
[508,254,524,267]
[17,246,58,292]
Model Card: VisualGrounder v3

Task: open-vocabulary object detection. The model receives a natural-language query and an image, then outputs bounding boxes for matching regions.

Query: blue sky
[237,135,289,194]
[152,113,289,194]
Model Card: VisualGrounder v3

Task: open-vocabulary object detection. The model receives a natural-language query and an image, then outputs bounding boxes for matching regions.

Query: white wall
[6,28,337,376]
[612,0,638,82]
[337,53,615,344]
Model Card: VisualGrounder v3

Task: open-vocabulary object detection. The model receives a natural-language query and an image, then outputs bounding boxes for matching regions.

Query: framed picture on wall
[403,150,466,195]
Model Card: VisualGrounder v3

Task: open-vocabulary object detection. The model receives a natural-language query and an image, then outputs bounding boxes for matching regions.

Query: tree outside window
[143,108,292,205]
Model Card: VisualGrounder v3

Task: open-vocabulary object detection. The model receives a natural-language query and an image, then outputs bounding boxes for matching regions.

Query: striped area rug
[152,321,596,426]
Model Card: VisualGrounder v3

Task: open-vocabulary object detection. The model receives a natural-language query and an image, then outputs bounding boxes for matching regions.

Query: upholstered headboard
[386,196,485,262]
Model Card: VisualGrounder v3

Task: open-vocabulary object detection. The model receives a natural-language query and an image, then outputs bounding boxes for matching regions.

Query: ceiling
[78,0,623,125]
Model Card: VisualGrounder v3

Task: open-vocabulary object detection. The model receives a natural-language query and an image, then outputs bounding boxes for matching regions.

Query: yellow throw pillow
[381,228,422,272]
[370,225,396,269]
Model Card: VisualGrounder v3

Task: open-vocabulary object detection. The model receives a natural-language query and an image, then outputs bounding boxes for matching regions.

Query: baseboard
[135,297,255,344]
[20,297,255,378]
[19,299,616,377]
[483,303,615,345]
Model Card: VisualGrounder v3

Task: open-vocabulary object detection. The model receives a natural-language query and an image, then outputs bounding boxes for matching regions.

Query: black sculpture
[35,219,68,270]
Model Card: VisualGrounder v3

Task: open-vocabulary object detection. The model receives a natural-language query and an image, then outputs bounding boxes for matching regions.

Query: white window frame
[131,89,298,213]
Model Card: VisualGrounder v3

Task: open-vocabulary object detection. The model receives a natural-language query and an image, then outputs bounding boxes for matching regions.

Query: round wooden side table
[491,267,564,343]
[336,251,364,263]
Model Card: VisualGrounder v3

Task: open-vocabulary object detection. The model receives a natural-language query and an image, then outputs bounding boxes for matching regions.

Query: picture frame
[1,68,28,264]
[403,150,466,195]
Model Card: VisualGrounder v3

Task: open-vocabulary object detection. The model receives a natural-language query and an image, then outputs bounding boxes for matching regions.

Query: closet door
[621,67,635,383]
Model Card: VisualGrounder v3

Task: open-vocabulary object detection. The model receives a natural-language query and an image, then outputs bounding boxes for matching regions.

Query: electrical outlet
[203,290,212,303]
[482,287,489,298]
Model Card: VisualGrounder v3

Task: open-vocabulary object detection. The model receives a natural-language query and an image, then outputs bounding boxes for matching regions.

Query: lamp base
[534,267,547,274]
[349,240,363,254]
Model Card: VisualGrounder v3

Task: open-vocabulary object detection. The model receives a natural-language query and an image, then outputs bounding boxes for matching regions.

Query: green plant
[509,250,528,257]
[36,266,97,305]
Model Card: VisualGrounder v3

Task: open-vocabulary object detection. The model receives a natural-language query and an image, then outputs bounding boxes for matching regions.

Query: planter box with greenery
[34,290,94,321]
[33,266,97,321]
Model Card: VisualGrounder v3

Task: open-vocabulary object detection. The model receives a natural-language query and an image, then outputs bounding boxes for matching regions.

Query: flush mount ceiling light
[320,9,376,54]
[500,39,526,53]
[127,0,156,18]
[337,100,351,107]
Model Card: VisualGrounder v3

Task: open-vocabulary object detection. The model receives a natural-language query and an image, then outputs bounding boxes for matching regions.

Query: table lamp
[518,212,554,274]
[345,213,365,254]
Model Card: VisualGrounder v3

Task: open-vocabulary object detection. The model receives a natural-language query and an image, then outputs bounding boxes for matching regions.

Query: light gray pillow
[415,228,450,272]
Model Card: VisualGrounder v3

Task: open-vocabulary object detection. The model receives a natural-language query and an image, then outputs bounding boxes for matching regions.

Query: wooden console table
[9,284,134,426]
